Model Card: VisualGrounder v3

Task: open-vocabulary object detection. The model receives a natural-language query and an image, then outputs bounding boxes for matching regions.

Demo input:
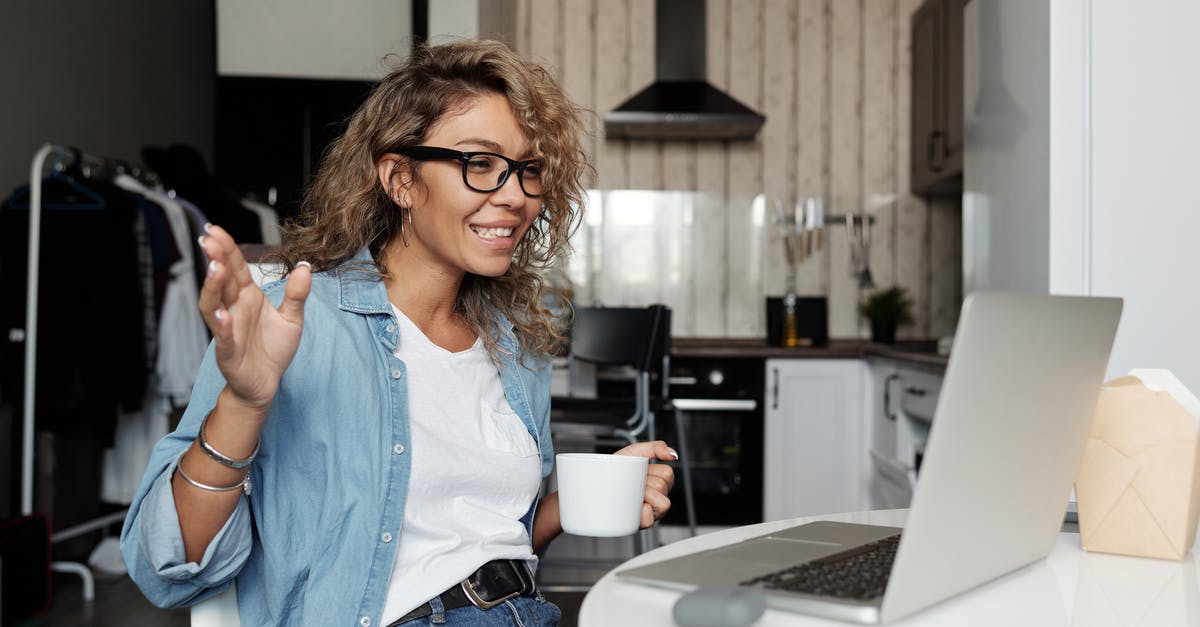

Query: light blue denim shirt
[120,249,554,627]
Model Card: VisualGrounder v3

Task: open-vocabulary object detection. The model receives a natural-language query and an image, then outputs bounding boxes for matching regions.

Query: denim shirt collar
[333,247,521,356]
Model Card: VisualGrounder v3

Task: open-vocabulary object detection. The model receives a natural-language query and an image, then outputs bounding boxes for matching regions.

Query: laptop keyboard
[739,534,901,600]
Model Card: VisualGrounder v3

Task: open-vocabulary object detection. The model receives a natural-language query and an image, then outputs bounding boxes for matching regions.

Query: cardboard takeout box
[1076,369,1200,560]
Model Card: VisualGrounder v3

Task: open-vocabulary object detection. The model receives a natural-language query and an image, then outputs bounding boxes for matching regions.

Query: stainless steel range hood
[604,0,766,141]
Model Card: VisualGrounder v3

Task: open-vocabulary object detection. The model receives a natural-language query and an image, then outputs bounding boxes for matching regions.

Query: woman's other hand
[615,440,678,529]
[197,224,311,413]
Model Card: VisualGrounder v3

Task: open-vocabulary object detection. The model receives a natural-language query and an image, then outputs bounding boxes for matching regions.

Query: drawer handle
[883,373,900,422]
[905,386,928,398]
[771,367,779,410]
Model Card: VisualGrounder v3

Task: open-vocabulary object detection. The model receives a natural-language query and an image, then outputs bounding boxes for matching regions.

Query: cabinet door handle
[883,373,901,421]
[905,386,928,397]
[771,367,780,410]
[928,131,945,173]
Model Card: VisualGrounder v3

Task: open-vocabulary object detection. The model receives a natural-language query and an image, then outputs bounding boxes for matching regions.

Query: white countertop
[580,509,1200,626]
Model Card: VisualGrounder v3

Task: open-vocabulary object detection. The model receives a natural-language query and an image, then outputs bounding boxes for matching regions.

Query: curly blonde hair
[273,40,589,359]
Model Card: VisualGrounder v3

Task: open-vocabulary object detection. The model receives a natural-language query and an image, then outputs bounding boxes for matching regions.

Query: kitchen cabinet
[763,359,868,521]
[910,0,964,195]
[866,359,945,509]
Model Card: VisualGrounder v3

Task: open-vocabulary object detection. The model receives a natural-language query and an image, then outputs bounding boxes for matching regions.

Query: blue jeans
[401,594,561,626]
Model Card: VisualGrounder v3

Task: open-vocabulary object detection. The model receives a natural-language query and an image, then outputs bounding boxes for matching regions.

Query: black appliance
[603,0,766,140]
[659,357,765,527]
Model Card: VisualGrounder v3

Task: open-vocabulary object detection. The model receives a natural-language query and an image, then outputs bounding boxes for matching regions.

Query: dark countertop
[671,338,948,370]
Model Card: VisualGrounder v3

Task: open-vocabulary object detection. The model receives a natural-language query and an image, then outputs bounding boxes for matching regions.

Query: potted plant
[858,286,913,344]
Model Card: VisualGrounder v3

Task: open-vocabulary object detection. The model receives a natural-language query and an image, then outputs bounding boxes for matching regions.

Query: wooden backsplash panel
[514,0,961,339]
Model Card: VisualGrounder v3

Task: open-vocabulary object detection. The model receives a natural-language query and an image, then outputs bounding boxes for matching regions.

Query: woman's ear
[376,154,413,206]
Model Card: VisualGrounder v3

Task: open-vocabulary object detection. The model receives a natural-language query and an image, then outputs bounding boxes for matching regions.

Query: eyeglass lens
[464,154,543,197]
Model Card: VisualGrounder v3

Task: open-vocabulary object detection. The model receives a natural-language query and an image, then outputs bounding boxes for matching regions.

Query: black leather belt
[387,559,538,626]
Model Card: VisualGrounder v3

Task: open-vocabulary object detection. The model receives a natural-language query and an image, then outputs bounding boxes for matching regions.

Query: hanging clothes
[5,145,273,517]
[1,175,145,539]
[99,175,208,504]
[113,174,208,404]
[0,176,147,429]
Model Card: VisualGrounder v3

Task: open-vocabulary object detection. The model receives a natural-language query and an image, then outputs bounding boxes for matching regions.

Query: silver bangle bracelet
[197,410,260,469]
[176,452,252,495]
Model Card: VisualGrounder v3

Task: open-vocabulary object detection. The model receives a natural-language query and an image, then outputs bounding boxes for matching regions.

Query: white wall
[964,0,1200,389]
[1088,0,1200,386]
[217,0,412,80]
[429,0,479,44]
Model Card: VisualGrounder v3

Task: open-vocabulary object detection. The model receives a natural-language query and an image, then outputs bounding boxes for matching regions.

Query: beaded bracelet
[176,452,252,495]
[197,410,260,469]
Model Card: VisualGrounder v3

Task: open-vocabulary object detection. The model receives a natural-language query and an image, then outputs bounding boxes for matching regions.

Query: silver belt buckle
[459,562,522,610]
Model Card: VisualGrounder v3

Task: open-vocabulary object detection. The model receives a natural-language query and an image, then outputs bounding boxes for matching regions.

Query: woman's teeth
[471,226,514,238]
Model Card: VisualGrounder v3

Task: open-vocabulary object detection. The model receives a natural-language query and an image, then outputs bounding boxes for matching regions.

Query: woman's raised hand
[196,224,312,414]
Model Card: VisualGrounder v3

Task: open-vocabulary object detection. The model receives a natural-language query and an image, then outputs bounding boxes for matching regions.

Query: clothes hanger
[3,173,107,211]
[3,148,106,211]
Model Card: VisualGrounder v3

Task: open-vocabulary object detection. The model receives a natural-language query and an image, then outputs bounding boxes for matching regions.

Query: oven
[658,357,765,527]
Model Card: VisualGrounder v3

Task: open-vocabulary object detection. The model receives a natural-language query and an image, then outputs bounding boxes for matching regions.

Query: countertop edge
[670,339,948,370]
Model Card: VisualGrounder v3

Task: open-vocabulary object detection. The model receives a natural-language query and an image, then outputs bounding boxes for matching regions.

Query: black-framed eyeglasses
[395,146,544,198]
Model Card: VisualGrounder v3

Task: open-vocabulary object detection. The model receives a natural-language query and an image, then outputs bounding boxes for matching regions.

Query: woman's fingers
[637,460,674,529]
[613,439,678,529]
[614,440,679,463]
[210,224,256,295]
[641,489,672,528]
[198,257,239,362]
[646,472,672,496]
[198,223,251,307]
[198,226,231,307]
[197,250,228,330]
[647,462,675,492]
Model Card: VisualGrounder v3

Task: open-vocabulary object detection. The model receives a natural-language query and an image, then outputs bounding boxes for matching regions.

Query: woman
[120,40,676,627]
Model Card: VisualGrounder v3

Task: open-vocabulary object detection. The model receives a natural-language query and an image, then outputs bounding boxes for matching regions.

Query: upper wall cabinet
[911,0,964,196]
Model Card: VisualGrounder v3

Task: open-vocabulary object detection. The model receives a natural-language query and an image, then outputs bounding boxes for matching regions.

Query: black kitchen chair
[542,305,698,591]
[550,304,671,448]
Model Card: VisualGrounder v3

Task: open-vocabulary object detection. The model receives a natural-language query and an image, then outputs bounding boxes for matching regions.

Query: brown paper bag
[1076,369,1200,560]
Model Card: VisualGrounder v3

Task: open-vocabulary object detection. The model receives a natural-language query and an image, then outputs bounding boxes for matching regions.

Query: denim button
[393,444,405,455]
[386,324,395,333]
[391,368,402,379]
[381,532,393,543]
[359,616,371,626]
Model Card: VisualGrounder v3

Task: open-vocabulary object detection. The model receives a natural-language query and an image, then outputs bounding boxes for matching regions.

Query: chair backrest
[191,582,241,626]
[569,305,670,377]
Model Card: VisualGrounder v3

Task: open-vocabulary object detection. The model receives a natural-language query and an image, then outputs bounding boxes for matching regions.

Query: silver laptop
[618,292,1122,623]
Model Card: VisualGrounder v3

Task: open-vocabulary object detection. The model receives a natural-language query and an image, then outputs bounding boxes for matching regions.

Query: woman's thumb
[278,261,312,322]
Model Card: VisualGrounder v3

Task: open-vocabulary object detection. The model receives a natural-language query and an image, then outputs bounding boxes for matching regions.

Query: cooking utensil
[859,214,875,289]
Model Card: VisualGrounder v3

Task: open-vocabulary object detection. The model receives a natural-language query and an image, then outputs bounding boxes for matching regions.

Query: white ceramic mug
[555,453,649,537]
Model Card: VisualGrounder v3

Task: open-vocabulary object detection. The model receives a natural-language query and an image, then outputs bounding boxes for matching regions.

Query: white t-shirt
[380,306,543,623]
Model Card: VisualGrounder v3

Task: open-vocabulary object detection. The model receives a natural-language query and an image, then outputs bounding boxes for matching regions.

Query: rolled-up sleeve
[119,342,255,608]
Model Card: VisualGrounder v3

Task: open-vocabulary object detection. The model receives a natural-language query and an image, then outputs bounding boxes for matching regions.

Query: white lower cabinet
[763,359,869,521]
[865,360,945,510]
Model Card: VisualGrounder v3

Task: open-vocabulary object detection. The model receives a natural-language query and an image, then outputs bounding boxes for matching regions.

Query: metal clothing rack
[20,143,133,601]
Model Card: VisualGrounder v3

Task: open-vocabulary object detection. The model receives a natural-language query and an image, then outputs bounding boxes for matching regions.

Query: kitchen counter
[671,338,948,370]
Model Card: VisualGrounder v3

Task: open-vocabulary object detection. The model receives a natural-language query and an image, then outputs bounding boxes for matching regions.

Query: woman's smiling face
[390,92,542,278]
